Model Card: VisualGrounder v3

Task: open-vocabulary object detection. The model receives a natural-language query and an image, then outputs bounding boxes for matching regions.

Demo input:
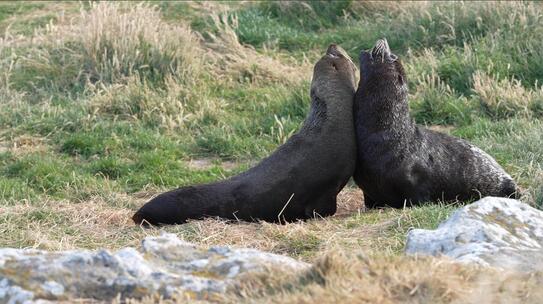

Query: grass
[1,1,542,303]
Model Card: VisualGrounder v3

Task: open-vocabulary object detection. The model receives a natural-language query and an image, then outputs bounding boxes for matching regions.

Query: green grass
[0,2,43,23]
[1,5,542,302]
[0,0,541,263]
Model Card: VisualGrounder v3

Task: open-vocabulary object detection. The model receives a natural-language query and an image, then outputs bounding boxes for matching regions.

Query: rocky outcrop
[0,233,308,303]
[406,197,543,271]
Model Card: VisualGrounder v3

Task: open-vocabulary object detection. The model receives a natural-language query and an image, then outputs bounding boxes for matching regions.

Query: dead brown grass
[0,135,50,155]
[473,71,543,119]
[0,187,400,258]
[120,249,543,304]
[204,13,310,85]
[147,187,405,260]
[221,250,543,304]
[0,195,142,250]
[186,158,240,171]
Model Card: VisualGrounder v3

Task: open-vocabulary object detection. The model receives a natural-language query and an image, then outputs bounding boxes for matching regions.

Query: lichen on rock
[406,197,543,271]
[0,233,308,303]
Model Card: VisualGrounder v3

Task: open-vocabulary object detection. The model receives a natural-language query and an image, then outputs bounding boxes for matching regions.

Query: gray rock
[406,197,543,271]
[0,233,308,303]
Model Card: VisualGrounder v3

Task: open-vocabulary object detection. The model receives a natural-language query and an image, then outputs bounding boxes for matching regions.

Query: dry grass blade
[204,13,309,85]
[15,2,202,90]
[473,71,543,119]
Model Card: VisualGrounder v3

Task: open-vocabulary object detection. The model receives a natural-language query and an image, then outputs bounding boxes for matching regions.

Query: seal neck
[356,84,414,135]
[301,91,354,134]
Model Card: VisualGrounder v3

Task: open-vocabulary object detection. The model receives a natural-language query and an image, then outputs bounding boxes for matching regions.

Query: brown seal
[133,44,357,225]
[353,39,518,208]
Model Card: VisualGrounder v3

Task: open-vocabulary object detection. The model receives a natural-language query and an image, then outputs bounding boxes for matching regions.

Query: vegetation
[0,1,542,302]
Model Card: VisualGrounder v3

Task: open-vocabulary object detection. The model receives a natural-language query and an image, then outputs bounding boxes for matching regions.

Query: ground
[0,1,542,303]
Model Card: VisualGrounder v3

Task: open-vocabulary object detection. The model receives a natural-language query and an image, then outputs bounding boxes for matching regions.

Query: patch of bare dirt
[335,186,364,217]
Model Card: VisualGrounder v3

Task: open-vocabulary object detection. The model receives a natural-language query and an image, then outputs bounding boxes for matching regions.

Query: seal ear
[359,50,371,63]
[394,60,405,85]
[397,73,404,85]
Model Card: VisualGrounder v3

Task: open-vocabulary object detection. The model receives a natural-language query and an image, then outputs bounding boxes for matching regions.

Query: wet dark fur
[353,39,518,208]
[133,45,357,225]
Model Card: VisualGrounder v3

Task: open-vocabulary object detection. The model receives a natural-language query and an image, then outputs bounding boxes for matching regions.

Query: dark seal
[353,39,518,208]
[133,44,358,225]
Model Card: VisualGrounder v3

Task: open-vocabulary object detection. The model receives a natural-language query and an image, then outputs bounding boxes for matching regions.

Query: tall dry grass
[87,75,227,130]
[43,2,201,87]
[205,13,309,85]
[1,2,308,130]
[0,30,23,98]
[473,71,543,119]
[221,250,543,304]
[122,249,543,304]
[0,2,204,107]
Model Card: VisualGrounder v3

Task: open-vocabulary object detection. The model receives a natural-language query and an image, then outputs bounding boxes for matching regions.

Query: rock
[0,233,308,303]
[406,197,543,271]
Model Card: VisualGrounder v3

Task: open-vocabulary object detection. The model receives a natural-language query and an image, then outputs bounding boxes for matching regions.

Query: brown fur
[133,45,358,225]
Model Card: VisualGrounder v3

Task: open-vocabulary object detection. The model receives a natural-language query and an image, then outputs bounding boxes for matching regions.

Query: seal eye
[386,53,398,63]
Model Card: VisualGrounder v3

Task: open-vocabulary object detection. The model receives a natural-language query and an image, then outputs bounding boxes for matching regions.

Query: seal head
[359,39,406,104]
[312,44,357,100]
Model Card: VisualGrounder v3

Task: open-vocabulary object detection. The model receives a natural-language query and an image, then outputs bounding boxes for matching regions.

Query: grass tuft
[473,71,543,119]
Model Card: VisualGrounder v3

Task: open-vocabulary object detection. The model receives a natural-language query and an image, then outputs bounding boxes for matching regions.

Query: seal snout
[370,38,398,63]
[372,39,390,60]
[326,44,342,58]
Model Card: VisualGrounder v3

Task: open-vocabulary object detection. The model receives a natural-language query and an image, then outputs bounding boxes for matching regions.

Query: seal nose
[326,44,341,58]
[371,38,391,61]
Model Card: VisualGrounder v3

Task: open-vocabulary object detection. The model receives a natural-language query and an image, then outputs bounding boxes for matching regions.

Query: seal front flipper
[304,191,337,219]
[132,198,185,226]
[363,192,381,209]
